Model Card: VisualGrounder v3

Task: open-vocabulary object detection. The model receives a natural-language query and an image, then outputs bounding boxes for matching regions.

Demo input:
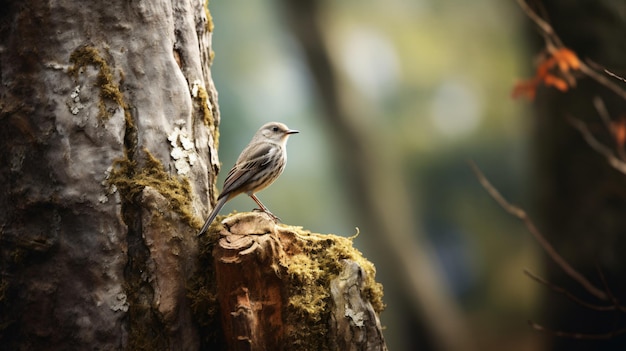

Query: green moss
[209,50,216,64]
[204,1,214,33]
[110,149,193,350]
[283,230,384,350]
[195,85,214,127]
[68,45,202,350]
[107,150,201,229]
[187,215,385,350]
[124,287,170,351]
[193,84,219,156]
[69,46,128,122]
[187,218,224,349]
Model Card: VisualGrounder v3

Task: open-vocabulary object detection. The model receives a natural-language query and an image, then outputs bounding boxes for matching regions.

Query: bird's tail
[197,196,228,236]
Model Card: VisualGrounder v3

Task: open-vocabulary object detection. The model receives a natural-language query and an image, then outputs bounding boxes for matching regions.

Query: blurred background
[207,0,626,350]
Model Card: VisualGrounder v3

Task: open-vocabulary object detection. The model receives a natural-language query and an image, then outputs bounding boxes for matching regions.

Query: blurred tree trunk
[0,1,219,349]
[279,1,473,351]
[529,1,626,350]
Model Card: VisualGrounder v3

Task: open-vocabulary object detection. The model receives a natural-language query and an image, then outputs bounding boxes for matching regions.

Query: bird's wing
[219,143,275,198]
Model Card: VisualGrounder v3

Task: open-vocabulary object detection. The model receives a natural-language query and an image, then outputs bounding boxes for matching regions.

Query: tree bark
[0,2,388,350]
[0,1,218,349]
[208,212,387,351]
[329,260,387,351]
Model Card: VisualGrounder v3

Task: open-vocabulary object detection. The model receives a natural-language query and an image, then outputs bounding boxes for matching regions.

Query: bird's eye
[272,127,279,132]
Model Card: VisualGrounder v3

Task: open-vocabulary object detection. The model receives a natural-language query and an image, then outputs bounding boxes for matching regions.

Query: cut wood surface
[207,212,387,351]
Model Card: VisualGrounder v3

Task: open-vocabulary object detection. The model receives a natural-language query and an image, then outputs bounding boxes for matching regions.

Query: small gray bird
[197,122,299,236]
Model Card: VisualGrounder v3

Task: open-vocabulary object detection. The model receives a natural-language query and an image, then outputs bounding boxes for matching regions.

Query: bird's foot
[252,208,281,223]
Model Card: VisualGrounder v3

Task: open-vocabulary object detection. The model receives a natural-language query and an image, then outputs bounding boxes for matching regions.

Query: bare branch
[516,0,563,47]
[593,97,613,135]
[586,59,626,84]
[529,320,626,340]
[523,269,618,312]
[469,161,608,301]
[567,117,626,175]
[579,63,626,101]
[604,69,626,84]
[595,266,626,312]
[593,97,626,161]
[518,0,626,100]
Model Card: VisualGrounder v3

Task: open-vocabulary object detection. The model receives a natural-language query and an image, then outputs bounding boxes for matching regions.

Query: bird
[197,122,299,236]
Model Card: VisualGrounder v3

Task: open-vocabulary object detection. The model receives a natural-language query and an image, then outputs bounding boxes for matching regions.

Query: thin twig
[593,97,613,135]
[523,269,617,311]
[518,0,626,100]
[529,320,626,340]
[604,69,626,84]
[593,97,626,161]
[567,117,626,175]
[595,265,626,313]
[516,0,563,47]
[579,63,626,101]
[469,161,608,301]
[586,59,626,84]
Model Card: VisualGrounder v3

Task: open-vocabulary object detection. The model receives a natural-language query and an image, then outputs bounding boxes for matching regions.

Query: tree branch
[523,269,618,312]
[517,0,626,101]
[469,161,608,301]
[579,63,626,101]
[567,117,626,176]
[516,0,563,47]
[529,321,626,340]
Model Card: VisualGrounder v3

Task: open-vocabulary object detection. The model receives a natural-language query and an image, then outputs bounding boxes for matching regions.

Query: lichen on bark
[68,46,130,123]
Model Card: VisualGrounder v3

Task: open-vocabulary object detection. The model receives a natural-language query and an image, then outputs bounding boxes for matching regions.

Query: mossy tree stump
[193,212,387,351]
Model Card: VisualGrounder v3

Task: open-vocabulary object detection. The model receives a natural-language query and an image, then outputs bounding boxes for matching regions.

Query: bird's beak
[285,129,299,135]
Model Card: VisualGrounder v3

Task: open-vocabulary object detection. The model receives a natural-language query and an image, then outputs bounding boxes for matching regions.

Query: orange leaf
[511,47,580,99]
[612,118,626,148]
[536,56,554,78]
[512,79,539,100]
[558,48,581,71]
[544,74,569,92]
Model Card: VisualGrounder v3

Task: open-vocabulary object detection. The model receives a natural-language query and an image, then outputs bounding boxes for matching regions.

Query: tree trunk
[529,1,626,350]
[0,1,388,350]
[0,1,219,350]
[279,1,471,351]
[205,212,387,351]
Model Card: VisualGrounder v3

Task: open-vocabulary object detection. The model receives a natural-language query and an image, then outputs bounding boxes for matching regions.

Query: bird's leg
[249,194,281,222]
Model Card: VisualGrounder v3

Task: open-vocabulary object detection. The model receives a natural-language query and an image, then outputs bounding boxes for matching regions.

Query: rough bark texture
[529,1,626,350]
[0,1,219,349]
[214,217,285,351]
[209,212,387,351]
[329,260,388,351]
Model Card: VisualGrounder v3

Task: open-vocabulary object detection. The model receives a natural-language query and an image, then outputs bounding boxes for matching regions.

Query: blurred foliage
[208,0,543,350]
